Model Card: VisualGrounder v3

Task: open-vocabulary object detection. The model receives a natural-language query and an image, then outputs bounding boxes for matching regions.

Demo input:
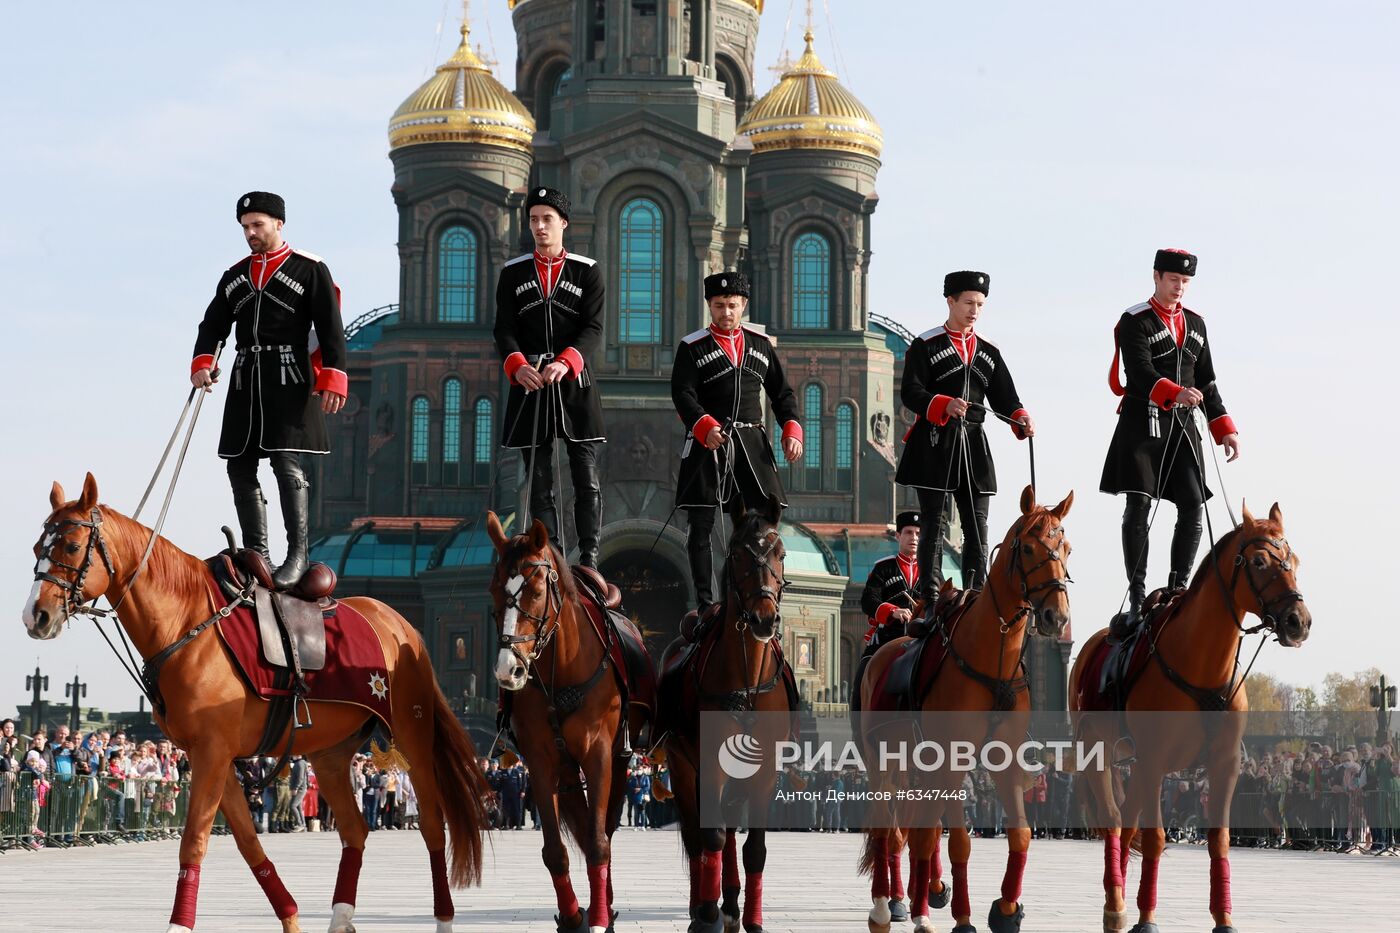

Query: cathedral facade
[309,0,1072,719]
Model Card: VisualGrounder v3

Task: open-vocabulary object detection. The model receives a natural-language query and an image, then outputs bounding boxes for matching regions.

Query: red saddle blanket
[657,616,801,741]
[576,593,657,720]
[207,572,393,731]
[867,634,951,714]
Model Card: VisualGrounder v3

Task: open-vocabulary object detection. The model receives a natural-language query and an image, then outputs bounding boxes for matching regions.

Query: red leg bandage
[1000,849,1028,906]
[251,858,297,920]
[333,846,364,908]
[429,848,453,920]
[743,872,764,928]
[170,863,201,929]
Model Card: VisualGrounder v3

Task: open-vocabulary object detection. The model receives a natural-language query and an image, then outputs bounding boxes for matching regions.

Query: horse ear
[1269,502,1283,529]
[1051,490,1074,519]
[49,481,66,511]
[1019,485,1036,515]
[485,511,508,552]
[528,519,550,553]
[939,578,956,596]
[1240,501,1255,527]
[78,472,99,511]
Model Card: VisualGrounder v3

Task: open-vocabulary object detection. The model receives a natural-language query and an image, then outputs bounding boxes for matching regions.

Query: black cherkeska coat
[671,323,800,509]
[860,554,919,653]
[192,248,347,457]
[1100,302,1235,505]
[895,326,1027,494]
[492,252,606,448]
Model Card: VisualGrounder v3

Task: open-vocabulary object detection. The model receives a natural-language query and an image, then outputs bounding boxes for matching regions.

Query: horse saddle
[680,602,725,644]
[571,566,657,728]
[1097,586,1185,704]
[210,549,336,677]
[869,588,978,713]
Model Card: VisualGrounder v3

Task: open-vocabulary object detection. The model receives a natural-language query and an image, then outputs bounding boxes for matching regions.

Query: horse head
[23,473,114,641]
[723,498,786,642]
[1006,485,1074,638]
[1231,502,1311,647]
[485,510,567,691]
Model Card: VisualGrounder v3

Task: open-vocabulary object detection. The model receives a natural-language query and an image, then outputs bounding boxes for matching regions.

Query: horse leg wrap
[1103,835,1124,893]
[870,836,891,899]
[1136,854,1159,912]
[251,858,298,920]
[689,856,701,910]
[169,863,201,929]
[909,857,931,915]
[889,849,905,900]
[723,831,740,888]
[586,862,610,930]
[700,850,723,903]
[1000,848,1028,907]
[1209,856,1232,917]
[333,846,364,907]
[429,848,454,920]
[952,859,971,920]
[742,872,763,929]
[551,871,581,923]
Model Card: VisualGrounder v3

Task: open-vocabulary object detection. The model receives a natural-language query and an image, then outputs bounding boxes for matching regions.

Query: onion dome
[737,30,882,158]
[388,23,536,153]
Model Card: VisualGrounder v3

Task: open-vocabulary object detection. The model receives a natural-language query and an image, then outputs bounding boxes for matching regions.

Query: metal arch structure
[868,311,915,347]
[343,303,400,341]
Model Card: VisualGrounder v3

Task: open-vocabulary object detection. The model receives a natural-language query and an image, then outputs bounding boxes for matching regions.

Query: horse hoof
[987,901,1024,933]
[912,918,939,933]
[951,925,978,933]
[723,910,741,933]
[1103,909,1129,932]
[930,882,952,910]
[687,915,725,933]
[889,897,910,922]
[1126,924,1160,933]
[1211,928,1238,933]
[555,913,588,933]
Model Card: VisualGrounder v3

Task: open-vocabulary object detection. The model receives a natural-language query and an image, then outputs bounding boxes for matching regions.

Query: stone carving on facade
[870,410,891,447]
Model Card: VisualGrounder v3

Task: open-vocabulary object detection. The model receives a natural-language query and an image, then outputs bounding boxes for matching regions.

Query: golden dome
[388,23,536,153]
[737,30,882,158]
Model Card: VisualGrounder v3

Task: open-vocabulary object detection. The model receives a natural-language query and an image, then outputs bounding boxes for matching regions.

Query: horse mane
[98,505,208,598]
[1185,523,1245,597]
[500,534,579,605]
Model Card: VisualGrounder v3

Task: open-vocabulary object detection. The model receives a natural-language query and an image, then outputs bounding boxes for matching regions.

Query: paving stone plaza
[6,829,1393,931]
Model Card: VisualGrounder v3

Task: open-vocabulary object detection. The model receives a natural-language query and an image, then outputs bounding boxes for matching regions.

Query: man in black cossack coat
[191,191,347,587]
[671,272,803,614]
[493,187,607,567]
[860,510,922,654]
[1102,248,1240,631]
[895,271,1034,591]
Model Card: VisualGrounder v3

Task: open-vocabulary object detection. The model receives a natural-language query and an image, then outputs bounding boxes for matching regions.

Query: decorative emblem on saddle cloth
[367,672,388,700]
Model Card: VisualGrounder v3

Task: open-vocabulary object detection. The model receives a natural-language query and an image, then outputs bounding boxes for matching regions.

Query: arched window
[442,379,462,484]
[411,396,430,484]
[473,397,494,485]
[437,226,478,323]
[803,384,823,489]
[618,198,664,344]
[790,232,831,329]
[835,403,855,491]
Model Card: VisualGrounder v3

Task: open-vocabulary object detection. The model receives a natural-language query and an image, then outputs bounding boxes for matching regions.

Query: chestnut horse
[858,487,1074,933]
[1068,503,1311,933]
[661,506,794,933]
[485,512,647,933]
[22,474,490,933]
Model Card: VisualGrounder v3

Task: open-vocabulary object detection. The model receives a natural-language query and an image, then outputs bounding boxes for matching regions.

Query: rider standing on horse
[860,510,921,653]
[493,187,607,568]
[1101,248,1240,632]
[895,271,1035,592]
[190,191,347,587]
[671,272,803,616]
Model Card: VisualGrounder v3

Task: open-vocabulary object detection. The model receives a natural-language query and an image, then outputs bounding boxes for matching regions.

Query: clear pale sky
[3,2,1396,714]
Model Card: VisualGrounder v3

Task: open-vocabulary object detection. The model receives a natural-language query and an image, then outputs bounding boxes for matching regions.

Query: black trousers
[1122,493,1203,592]
[521,439,601,561]
[684,453,768,611]
[916,484,990,590]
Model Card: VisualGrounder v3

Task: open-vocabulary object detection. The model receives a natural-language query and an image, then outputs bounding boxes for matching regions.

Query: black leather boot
[1170,505,1203,591]
[574,490,602,569]
[687,510,716,614]
[1111,497,1151,639]
[271,454,310,589]
[231,486,271,560]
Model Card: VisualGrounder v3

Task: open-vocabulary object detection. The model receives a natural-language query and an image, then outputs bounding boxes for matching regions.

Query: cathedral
[308,0,1072,726]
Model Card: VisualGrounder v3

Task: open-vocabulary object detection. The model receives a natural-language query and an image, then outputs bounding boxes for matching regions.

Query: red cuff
[874,602,898,625]
[557,347,584,378]
[1208,415,1238,445]
[1009,408,1030,440]
[191,354,215,375]
[504,352,529,384]
[315,367,348,397]
[692,414,721,445]
[781,420,803,443]
[1149,378,1182,410]
[925,394,954,426]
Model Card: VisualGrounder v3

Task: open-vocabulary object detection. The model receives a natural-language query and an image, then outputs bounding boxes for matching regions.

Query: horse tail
[429,682,491,887]
[856,826,882,877]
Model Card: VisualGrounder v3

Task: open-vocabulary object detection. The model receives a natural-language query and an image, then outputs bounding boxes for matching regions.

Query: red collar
[1148,296,1182,318]
[251,242,291,261]
[534,249,567,265]
[708,324,742,338]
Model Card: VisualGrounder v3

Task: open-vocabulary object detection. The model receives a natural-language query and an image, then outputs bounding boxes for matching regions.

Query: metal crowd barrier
[0,771,228,850]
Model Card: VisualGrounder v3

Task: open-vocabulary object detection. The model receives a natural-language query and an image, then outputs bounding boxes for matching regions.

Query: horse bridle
[725,528,787,634]
[496,557,564,671]
[988,515,1072,635]
[1222,534,1305,636]
[31,510,116,621]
